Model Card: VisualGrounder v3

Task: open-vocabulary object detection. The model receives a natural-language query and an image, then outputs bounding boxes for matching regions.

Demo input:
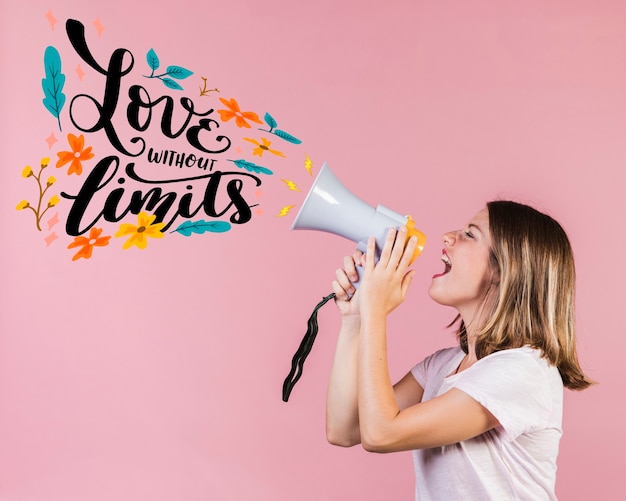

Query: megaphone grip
[282,292,336,402]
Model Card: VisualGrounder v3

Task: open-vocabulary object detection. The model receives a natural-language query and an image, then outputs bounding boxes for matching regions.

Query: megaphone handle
[354,263,365,289]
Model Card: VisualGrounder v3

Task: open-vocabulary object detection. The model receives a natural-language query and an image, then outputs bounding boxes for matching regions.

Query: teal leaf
[42,46,66,131]
[228,159,273,175]
[161,77,184,90]
[273,129,302,144]
[147,48,160,71]
[172,220,232,236]
[264,112,278,130]
[166,65,193,80]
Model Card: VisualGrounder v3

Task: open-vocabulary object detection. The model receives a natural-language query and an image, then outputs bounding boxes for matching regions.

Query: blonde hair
[457,200,593,390]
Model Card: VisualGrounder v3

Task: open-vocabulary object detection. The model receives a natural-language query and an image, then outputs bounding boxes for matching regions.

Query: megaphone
[290,162,426,283]
[282,162,426,403]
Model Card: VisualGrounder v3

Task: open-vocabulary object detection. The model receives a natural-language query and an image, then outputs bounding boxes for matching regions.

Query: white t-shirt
[410,346,563,501]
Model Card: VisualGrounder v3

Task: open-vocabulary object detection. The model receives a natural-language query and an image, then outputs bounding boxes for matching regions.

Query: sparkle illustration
[76,64,86,81]
[44,232,59,246]
[93,17,105,37]
[45,132,58,149]
[47,212,60,230]
[45,10,57,30]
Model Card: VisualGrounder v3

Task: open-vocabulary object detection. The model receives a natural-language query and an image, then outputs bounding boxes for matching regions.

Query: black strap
[282,292,336,402]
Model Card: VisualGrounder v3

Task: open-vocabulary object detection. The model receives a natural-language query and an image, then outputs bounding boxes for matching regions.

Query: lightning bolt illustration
[282,179,301,192]
[304,154,313,175]
[276,205,296,217]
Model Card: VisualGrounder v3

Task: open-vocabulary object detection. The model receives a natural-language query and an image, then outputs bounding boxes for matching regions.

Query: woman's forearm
[357,309,400,452]
[326,316,361,447]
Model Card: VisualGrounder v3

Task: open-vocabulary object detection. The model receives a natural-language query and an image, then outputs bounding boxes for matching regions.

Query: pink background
[1,0,624,499]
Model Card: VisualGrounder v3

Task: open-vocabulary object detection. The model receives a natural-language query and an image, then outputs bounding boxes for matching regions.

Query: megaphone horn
[291,162,426,276]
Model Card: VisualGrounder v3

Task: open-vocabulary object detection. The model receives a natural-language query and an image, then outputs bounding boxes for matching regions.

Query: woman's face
[428,208,496,323]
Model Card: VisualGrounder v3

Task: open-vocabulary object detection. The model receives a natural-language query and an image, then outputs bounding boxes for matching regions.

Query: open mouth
[441,252,451,274]
[433,250,451,279]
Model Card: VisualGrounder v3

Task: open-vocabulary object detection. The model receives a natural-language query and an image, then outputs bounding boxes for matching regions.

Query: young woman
[326,200,592,500]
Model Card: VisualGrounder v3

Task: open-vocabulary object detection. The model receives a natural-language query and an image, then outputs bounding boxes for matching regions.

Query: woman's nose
[442,231,456,246]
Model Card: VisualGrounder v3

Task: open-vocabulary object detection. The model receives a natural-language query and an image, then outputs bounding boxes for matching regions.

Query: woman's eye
[464,231,474,239]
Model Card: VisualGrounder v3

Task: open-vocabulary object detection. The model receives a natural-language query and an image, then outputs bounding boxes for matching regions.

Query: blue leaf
[172,220,232,236]
[166,65,193,80]
[273,129,302,144]
[229,159,273,176]
[264,112,278,130]
[147,48,160,71]
[161,77,184,90]
[42,46,66,131]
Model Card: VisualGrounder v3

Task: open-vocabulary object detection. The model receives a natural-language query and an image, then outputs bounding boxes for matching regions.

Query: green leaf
[273,129,302,144]
[166,65,193,80]
[147,48,160,71]
[42,46,66,131]
[229,159,273,175]
[264,112,278,130]
[172,220,232,236]
[161,77,184,90]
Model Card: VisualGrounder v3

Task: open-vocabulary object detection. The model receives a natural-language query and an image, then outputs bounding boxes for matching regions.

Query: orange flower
[67,227,111,261]
[56,133,95,175]
[217,97,263,128]
[243,137,286,158]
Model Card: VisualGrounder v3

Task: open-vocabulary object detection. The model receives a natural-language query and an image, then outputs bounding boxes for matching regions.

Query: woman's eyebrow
[468,223,484,233]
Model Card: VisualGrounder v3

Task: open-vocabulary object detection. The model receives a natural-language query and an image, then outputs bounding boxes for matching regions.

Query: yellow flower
[16,200,29,210]
[47,176,56,186]
[22,166,33,178]
[243,137,286,158]
[48,195,60,207]
[115,211,165,249]
[41,157,50,168]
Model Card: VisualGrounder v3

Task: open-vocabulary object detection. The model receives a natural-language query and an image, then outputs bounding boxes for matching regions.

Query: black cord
[282,292,336,402]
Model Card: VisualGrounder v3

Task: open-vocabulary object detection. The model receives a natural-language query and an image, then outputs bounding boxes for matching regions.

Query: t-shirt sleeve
[451,349,557,441]
[411,347,461,388]
[410,353,432,388]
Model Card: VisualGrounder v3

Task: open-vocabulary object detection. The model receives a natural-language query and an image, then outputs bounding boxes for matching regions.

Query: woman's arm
[326,254,362,446]
[357,228,499,453]
[326,249,426,447]
[326,315,361,446]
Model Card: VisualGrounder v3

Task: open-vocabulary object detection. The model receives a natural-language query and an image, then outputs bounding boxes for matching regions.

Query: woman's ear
[488,252,500,285]
[491,272,500,285]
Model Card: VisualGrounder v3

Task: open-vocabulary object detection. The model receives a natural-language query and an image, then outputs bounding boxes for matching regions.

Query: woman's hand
[359,227,417,317]
[332,251,364,317]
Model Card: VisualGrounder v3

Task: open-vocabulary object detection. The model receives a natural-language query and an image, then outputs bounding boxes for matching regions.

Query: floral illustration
[243,137,286,158]
[42,46,66,132]
[258,112,302,144]
[199,77,219,97]
[16,157,60,230]
[115,212,165,249]
[217,97,263,128]
[67,227,111,261]
[55,133,94,175]
[22,21,310,261]
[144,48,193,91]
